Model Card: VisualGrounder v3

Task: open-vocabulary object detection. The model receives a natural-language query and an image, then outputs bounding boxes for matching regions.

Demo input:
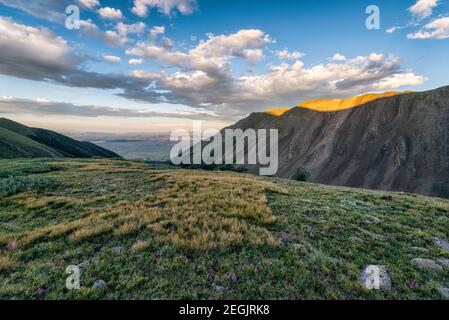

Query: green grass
[0,159,448,299]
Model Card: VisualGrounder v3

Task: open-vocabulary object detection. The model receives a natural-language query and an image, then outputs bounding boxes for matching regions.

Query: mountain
[229,86,449,198]
[0,118,121,159]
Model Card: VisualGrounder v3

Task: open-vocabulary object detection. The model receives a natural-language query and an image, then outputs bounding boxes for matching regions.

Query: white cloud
[149,25,166,39]
[331,53,346,62]
[129,58,144,65]
[132,0,197,17]
[104,55,121,63]
[98,7,123,20]
[386,26,400,34]
[125,28,425,118]
[80,21,146,47]
[0,16,73,78]
[115,22,146,36]
[78,0,100,9]
[276,49,305,60]
[407,16,449,39]
[409,0,439,19]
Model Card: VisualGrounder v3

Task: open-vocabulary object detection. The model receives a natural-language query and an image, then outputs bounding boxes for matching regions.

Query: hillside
[0,118,120,159]
[0,159,448,299]
[229,86,449,198]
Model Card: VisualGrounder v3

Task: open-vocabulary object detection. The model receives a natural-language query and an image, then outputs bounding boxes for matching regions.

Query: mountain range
[0,118,120,159]
[229,86,449,198]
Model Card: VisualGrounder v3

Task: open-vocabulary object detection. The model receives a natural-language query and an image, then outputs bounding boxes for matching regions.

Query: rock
[432,237,449,252]
[215,285,225,292]
[411,258,443,271]
[275,232,297,244]
[406,280,420,289]
[349,236,364,243]
[36,288,45,297]
[437,258,449,268]
[7,241,17,251]
[228,272,238,282]
[440,288,449,299]
[359,265,391,290]
[77,260,89,270]
[111,246,123,254]
[92,279,107,289]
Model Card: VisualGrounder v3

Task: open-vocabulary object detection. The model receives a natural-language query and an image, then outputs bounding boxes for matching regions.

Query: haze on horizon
[0,0,448,133]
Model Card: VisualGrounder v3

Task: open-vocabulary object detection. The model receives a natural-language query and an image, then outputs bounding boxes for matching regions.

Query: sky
[0,0,448,133]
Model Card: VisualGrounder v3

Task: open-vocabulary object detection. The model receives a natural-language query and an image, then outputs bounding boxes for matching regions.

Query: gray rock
[111,246,123,254]
[77,260,89,270]
[360,265,391,290]
[440,288,449,299]
[437,258,449,268]
[349,236,364,243]
[215,285,225,292]
[92,279,107,289]
[411,258,443,271]
[433,237,449,252]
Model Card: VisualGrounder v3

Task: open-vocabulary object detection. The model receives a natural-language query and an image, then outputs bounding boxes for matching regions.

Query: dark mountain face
[229,86,449,198]
[0,118,121,159]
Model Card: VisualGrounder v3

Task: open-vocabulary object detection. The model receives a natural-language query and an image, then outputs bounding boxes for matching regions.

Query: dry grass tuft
[131,240,150,252]
[0,255,14,271]
[2,165,286,251]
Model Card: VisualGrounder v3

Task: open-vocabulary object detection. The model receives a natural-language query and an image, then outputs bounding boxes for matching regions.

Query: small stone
[406,280,420,289]
[7,241,17,251]
[77,260,89,270]
[215,285,225,292]
[92,279,107,289]
[437,258,449,268]
[433,237,449,252]
[228,272,238,282]
[36,288,45,297]
[275,232,297,244]
[111,246,123,254]
[349,236,364,243]
[440,288,449,299]
[411,258,443,271]
[359,265,391,290]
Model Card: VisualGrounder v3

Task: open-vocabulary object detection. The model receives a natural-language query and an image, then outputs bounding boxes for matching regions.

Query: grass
[0,158,448,299]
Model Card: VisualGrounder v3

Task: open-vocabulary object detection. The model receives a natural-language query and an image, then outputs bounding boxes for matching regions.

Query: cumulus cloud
[79,20,145,47]
[330,53,347,62]
[0,18,426,122]
[129,59,144,65]
[132,0,197,17]
[103,55,121,63]
[98,7,123,20]
[0,96,218,120]
[0,0,71,21]
[149,26,166,40]
[276,49,305,60]
[409,0,439,19]
[407,16,449,39]
[78,0,100,9]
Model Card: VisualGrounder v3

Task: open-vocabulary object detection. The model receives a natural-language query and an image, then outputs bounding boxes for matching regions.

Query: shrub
[0,175,58,197]
[292,167,310,182]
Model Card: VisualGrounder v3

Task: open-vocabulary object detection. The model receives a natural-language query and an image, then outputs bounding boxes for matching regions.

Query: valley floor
[0,159,448,299]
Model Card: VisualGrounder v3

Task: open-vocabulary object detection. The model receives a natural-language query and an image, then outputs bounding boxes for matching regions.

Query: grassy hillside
[0,118,120,159]
[0,159,448,299]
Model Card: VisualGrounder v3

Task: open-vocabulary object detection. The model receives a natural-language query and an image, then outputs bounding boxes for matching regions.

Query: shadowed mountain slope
[230,86,449,198]
[0,118,121,159]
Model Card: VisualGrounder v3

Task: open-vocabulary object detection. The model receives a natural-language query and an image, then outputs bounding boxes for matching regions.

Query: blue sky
[0,0,448,132]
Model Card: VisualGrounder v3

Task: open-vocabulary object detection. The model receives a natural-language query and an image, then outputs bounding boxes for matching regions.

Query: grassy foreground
[0,159,448,299]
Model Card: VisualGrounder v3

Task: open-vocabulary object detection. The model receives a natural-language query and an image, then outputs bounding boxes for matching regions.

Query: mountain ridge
[229,85,449,198]
[0,118,121,159]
